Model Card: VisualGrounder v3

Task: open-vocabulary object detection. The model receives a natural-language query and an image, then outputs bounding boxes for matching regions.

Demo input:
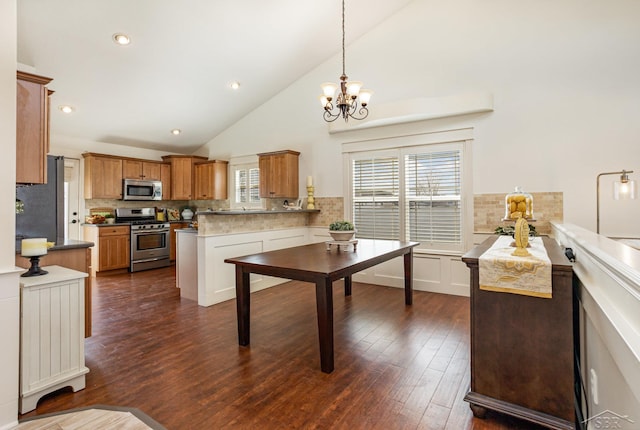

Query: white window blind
[405,150,461,246]
[349,143,465,252]
[352,156,400,240]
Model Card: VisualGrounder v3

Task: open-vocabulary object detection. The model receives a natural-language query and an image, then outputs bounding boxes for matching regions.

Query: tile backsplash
[474,192,563,235]
[86,192,563,236]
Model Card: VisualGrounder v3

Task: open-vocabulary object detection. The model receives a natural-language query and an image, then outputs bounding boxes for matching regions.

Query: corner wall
[0,1,21,428]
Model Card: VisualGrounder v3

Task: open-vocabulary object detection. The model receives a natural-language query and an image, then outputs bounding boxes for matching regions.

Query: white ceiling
[17,0,413,154]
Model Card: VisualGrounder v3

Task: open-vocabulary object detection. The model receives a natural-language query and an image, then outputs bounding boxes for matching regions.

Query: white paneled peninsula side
[183,210,322,307]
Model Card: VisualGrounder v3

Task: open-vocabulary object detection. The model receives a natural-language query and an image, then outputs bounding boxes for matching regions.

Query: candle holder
[307,186,315,210]
[22,255,48,277]
[21,238,49,277]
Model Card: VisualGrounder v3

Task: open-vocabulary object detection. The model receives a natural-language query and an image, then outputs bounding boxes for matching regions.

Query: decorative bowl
[328,230,356,241]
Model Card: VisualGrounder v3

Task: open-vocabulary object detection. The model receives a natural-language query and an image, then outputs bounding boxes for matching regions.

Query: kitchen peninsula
[177,208,322,306]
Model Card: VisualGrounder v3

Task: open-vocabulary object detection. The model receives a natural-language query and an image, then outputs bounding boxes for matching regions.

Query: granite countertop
[197,209,320,215]
[83,222,130,227]
[16,238,94,254]
[83,220,190,226]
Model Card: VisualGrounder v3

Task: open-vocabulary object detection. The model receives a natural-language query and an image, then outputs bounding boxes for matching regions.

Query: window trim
[342,129,474,254]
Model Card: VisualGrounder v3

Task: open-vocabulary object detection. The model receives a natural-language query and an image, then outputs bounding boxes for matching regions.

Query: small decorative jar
[504,186,534,220]
[181,207,194,221]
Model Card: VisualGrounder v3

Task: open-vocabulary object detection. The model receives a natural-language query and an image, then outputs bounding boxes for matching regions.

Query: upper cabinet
[160,163,171,200]
[161,155,208,200]
[83,153,123,199]
[16,71,53,184]
[122,160,162,181]
[258,150,300,198]
[194,160,228,200]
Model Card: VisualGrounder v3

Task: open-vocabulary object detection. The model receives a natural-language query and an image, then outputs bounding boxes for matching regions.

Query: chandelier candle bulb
[21,238,48,257]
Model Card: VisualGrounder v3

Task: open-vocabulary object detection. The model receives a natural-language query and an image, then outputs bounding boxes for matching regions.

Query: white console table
[19,265,89,413]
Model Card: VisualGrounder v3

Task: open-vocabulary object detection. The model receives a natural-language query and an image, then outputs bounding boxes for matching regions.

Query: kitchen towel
[479,235,552,298]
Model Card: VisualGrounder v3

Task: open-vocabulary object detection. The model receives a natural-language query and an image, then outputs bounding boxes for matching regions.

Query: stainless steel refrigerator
[16,155,65,246]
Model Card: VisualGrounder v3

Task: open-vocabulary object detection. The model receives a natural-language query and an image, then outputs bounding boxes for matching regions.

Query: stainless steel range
[115,208,170,272]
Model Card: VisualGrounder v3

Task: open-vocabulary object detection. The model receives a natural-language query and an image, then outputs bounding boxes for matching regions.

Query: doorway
[64,158,81,240]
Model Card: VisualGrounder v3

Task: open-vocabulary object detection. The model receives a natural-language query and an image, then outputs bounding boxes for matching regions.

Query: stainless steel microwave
[122,179,162,201]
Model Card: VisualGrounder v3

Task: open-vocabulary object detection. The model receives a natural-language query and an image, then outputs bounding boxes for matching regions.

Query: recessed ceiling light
[112,33,131,46]
[171,129,181,135]
[59,105,74,114]
[230,81,240,90]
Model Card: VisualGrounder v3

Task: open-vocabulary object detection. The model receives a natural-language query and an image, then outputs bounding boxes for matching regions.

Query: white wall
[0,1,21,428]
[203,0,640,237]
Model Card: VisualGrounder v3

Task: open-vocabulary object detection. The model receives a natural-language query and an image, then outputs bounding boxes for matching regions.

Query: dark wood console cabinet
[461,236,575,430]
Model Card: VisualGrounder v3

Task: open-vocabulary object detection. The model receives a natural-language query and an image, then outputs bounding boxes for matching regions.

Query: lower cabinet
[84,225,131,275]
[170,222,190,261]
[16,245,93,337]
[20,266,89,413]
[461,236,575,429]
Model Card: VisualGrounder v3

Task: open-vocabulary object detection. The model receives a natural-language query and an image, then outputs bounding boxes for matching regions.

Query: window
[229,161,262,209]
[349,141,467,253]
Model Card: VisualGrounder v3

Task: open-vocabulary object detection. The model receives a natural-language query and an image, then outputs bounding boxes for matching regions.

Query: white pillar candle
[307,176,313,187]
[21,238,48,257]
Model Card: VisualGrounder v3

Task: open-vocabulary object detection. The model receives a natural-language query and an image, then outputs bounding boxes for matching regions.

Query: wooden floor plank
[19,266,550,429]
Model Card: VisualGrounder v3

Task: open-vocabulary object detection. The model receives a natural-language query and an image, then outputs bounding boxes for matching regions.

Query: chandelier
[319,0,373,122]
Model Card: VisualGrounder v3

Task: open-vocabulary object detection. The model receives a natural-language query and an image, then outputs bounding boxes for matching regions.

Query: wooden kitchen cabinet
[170,222,190,261]
[16,71,53,184]
[83,225,130,275]
[258,150,300,198]
[122,159,162,181]
[194,160,228,200]
[161,163,171,200]
[83,153,123,199]
[161,155,207,200]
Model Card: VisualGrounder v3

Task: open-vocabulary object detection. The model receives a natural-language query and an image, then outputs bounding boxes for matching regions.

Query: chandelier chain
[341,0,346,77]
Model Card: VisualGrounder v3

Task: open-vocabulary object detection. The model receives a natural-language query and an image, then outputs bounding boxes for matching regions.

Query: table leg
[404,249,413,305]
[315,277,334,373]
[344,276,352,296]
[235,266,251,346]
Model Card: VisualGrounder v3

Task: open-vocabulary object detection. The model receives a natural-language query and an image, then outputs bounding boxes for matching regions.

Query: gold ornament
[512,217,531,257]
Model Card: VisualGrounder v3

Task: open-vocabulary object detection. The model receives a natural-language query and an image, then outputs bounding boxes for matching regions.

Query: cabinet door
[143,162,162,181]
[259,152,298,198]
[122,159,143,179]
[84,156,123,199]
[212,161,228,200]
[171,157,194,200]
[16,72,52,184]
[195,161,228,200]
[170,222,188,261]
[161,163,171,200]
[99,235,130,271]
[194,162,213,199]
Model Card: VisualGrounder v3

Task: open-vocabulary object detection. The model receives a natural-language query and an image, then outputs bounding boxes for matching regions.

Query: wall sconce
[596,170,636,234]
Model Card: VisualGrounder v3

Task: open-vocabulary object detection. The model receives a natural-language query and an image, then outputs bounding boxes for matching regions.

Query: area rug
[17,405,167,430]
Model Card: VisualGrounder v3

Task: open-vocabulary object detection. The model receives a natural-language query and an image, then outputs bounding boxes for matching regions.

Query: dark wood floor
[19,266,547,429]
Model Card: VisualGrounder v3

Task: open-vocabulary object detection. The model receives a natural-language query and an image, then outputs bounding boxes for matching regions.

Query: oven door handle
[133,230,169,236]
[134,256,169,264]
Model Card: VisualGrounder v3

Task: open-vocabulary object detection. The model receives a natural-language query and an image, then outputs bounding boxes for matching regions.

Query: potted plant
[104,213,115,224]
[328,220,356,241]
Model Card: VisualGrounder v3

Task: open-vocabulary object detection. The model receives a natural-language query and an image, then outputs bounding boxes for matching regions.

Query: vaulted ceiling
[17,0,413,154]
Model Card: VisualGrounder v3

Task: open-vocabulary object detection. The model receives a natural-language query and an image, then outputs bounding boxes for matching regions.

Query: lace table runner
[479,235,552,298]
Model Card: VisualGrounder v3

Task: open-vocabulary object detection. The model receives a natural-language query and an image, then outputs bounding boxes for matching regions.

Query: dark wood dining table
[224,238,419,373]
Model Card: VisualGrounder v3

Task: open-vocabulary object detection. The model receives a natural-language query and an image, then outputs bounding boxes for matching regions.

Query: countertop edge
[197,209,320,215]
